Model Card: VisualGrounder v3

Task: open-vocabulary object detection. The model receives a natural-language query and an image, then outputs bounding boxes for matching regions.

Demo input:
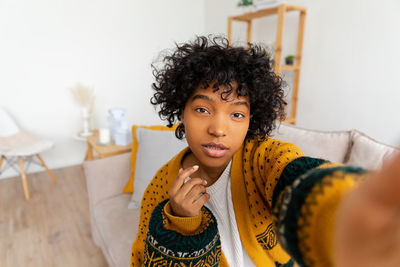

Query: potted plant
[237,0,255,12]
[237,0,253,7]
[285,55,295,65]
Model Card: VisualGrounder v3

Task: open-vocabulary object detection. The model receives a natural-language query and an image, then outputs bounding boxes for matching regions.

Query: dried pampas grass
[69,82,96,112]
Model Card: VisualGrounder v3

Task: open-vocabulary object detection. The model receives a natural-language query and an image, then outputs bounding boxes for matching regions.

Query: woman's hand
[334,154,400,267]
[169,166,209,217]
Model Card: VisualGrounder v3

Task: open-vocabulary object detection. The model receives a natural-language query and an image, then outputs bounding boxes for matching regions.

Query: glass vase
[81,107,93,136]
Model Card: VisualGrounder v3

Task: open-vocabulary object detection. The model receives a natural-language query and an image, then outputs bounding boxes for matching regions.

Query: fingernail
[179,168,183,172]
[193,165,199,170]
[203,180,207,185]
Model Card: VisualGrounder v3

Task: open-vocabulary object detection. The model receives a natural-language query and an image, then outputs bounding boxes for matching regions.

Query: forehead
[189,83,250,104]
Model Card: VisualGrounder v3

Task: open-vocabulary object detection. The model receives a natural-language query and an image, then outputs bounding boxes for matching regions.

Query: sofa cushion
[346,130,400,170]
[127,126,188,209]
[93,194,140,267]
[123,125,178,193]
[270,123,351,163]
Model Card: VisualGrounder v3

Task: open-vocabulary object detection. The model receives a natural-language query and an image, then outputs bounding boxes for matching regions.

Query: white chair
[0,107,57,200]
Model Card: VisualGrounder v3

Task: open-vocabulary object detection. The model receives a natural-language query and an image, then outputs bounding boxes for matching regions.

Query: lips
[201,142,229,158]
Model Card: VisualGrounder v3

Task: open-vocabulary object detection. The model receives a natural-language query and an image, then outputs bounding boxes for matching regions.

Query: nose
[208,114,227,137]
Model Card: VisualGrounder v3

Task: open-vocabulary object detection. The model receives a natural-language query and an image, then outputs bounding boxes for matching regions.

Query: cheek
[234,123,250,142]
[231,120,250,146]
[184,125,197,143]
[183,115,203,141]
[243,120,250,136]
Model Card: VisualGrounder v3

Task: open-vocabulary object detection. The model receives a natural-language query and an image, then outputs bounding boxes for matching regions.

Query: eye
[232,113,245,119]
[195,107,210,114]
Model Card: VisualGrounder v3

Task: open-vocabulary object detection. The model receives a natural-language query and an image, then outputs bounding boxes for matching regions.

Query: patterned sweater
[130,137,365,267]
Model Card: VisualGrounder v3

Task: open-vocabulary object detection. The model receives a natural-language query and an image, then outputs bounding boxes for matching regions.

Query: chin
[196,153,232,168]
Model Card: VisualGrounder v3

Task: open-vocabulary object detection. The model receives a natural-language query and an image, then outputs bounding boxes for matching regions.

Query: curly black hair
[150,35,287,140]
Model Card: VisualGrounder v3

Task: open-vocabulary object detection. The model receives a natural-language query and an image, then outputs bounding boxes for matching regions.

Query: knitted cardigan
[130,137,365,267]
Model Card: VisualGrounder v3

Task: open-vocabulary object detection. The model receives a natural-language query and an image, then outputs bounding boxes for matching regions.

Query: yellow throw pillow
[122,124,179,193]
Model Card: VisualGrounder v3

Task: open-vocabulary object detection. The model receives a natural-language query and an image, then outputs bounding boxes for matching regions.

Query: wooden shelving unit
[227,4,306,125]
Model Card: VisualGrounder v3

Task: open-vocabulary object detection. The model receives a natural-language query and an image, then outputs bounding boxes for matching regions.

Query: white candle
[99,128,111,144]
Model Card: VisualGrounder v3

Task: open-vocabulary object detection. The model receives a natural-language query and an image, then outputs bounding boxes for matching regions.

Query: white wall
[204,0,400,147]
[2,0,400,179]
[0,0,204,179]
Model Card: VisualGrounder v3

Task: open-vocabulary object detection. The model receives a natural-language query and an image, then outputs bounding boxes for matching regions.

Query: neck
[199,162,229,186]
[182,152,231,186]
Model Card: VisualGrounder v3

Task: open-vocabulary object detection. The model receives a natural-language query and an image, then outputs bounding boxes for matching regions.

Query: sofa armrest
[83,152,131,207]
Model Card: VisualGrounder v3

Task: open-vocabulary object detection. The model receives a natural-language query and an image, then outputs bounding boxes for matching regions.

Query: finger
[193,193,210,210]
[169,165,199,196]
[180,178,207,197]
[169,168,182,197]
[186,184,207,202]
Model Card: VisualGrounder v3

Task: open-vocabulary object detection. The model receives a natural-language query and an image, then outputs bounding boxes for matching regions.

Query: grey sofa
[83,123,399,267]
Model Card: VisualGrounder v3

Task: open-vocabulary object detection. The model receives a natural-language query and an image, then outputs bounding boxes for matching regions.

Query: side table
[83,130,132,161]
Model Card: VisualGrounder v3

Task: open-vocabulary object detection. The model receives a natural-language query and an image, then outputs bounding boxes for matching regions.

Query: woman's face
[182,83,250,169]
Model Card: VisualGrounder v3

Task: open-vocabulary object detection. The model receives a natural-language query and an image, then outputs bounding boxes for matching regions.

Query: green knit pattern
[272,157,328,207]
[144,199,221,266]
[272,162,366,267]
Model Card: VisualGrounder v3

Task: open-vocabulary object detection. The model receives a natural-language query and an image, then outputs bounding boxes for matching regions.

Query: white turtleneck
[202,161,256,267]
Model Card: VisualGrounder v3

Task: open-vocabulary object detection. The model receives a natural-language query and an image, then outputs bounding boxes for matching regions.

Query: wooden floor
[0,165,108,267]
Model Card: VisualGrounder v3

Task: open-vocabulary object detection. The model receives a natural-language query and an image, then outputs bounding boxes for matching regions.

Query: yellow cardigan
[131,137,365,267]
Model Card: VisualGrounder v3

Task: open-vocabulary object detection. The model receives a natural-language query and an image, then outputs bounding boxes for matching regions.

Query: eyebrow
[191,94,249,108]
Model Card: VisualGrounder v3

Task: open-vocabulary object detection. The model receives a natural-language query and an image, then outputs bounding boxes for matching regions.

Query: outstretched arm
[334,154,400,267]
